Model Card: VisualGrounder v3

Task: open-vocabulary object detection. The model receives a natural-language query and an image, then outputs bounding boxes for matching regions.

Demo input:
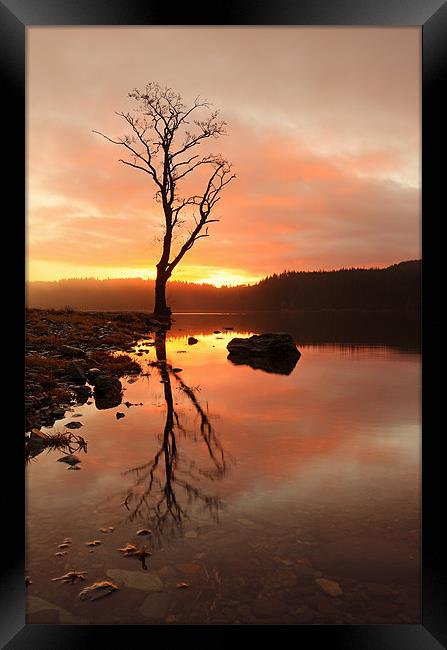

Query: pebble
[65,421,83,429]
[139,592,171,619]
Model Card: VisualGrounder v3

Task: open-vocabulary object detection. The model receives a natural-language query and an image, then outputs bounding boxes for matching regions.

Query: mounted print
[25,26,421,625]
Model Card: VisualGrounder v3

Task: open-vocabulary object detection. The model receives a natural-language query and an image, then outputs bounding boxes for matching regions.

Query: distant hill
[26,260,421,312]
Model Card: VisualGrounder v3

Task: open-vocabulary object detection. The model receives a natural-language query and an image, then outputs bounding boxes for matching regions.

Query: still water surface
[26,313,420,624]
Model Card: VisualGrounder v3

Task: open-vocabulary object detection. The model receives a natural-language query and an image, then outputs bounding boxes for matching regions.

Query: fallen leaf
[315,578,343,597]
[52,571,87,584]
[78,580,119,601]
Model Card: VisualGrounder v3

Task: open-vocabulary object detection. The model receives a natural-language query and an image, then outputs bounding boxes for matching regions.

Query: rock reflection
[227,353,300,375]
[121,330,228,543]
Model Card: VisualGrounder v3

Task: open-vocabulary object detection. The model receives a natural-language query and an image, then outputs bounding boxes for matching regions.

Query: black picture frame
[2,0,445,647]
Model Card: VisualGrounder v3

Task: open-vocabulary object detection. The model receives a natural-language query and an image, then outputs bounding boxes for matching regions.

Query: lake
[26,312,421,624]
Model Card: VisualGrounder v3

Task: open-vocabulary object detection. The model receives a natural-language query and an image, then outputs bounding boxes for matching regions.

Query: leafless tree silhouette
[121,330,228,543]
[94,82,235,319]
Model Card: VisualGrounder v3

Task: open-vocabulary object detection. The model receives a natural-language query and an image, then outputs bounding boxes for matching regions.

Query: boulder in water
[227,333,301,375]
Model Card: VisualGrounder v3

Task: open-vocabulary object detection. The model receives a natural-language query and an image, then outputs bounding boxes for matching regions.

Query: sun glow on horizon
[27,260,262,287]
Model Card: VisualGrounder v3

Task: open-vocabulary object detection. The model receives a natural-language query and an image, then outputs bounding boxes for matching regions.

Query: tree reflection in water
[121,330,228,543]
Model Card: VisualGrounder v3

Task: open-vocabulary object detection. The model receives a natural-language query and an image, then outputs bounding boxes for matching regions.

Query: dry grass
[25,430,88,463]
[25,309,151,431]
[26,354,66,371]
[89,351,141,376]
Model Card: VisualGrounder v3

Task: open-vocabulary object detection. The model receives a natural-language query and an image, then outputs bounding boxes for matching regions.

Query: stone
[94,374,122,394]
[139,592,171,619]
[227,333,300,375]
[86,368,102,383]
[27,596,77,623]
[94,374,122,410]
[60,345,86,358]
[157,566,173,577]
[73,385,92,401]
[188,337,199,345]
[106,569,163,592]
[65,362,86,383]
[65,421,83,429]
[52,408,66,419]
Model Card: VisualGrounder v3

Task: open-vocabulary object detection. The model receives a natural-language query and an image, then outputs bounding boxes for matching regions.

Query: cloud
[27,27,420,281]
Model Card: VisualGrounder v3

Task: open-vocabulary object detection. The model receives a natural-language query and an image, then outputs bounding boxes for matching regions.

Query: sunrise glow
[27,27,420,285]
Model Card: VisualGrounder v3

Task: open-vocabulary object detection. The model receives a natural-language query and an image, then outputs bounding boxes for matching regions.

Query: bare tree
[94,82,235,319]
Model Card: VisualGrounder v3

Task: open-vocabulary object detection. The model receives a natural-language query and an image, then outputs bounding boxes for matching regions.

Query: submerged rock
[65,421,83,429]
[227,333,301,375]
[93,374,122,410]
[139,592,171,619]
[27,595,78,623]
[106,569,162,592]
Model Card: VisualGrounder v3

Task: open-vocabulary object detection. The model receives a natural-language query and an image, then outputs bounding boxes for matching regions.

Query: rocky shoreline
[25,308,162,432]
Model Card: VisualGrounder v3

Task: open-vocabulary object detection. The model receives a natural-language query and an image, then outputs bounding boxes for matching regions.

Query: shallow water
[26,314,420,625]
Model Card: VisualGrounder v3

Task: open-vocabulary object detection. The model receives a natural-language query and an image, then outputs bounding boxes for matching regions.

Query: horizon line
[26,259,421,288]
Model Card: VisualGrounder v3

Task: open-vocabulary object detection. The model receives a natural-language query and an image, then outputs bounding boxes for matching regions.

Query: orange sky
[27,27,420,286]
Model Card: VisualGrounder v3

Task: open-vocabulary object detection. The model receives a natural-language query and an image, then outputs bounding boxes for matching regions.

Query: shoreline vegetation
[25,310,160,434]
[25,262,420,437]
[27,260,420,312]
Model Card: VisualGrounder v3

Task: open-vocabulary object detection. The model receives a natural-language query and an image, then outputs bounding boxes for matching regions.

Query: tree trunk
[153,268,172,319]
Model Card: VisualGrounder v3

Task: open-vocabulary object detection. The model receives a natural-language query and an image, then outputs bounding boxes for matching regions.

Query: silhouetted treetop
[94,82,235,318]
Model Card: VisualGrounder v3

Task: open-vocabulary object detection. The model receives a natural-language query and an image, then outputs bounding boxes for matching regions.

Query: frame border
[2,0,446,647]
